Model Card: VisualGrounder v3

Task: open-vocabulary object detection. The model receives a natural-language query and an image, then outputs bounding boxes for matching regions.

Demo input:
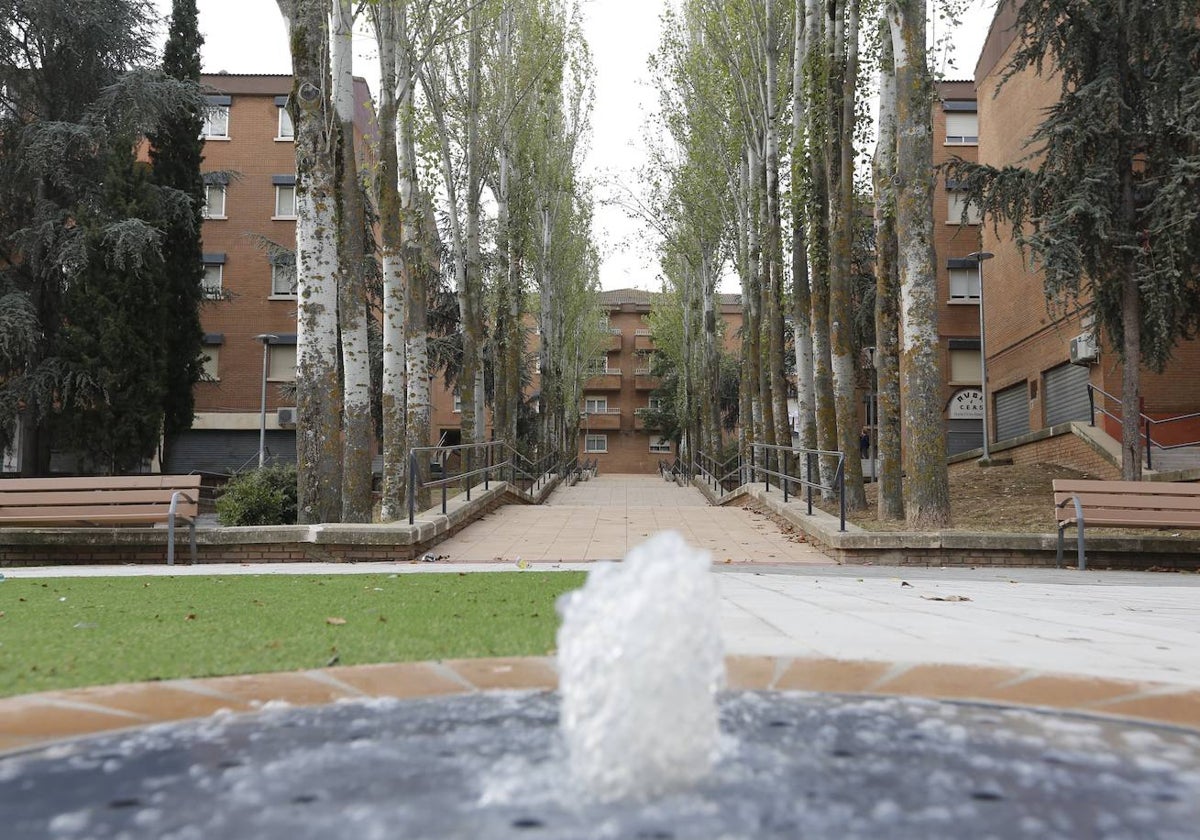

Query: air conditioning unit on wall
[1069,333,1098,365]
[277,407,298,427]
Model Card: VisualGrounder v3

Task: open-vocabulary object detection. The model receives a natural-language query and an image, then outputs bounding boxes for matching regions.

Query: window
[202,184,226,219]
[945,111,978,145]
[452,390,462,413]
[949,348,982,384]
[948,192,982,225]
[271,259,297,297]
[201,346,219,381]
[201,263,223,298]
[649,436,672,454]
[274,184,296,218]
[201,96,230,139]
[949,266,981,301]
[584,397,607,413]
[584,434,607,453]
[277,106,294,140]
[268,344,297,382]
[648,396,665,410]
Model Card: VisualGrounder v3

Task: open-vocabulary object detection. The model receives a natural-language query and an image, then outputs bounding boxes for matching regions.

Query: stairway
[1151,444,1200,475]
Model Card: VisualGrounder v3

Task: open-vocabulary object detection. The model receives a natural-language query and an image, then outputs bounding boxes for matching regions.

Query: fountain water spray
[555,531,725,802]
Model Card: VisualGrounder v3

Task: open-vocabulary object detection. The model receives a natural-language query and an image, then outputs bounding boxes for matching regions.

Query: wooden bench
[1053,479,1200,570]
[0,475,202,565]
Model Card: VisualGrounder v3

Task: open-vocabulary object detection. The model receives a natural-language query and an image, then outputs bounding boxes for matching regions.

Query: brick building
[165,74,377,474]
[568,289,743,473]
[974,5,1200,455]
[932,80,986,456]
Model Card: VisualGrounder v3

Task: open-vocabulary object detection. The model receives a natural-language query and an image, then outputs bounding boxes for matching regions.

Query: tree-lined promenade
[3,0,1197,530]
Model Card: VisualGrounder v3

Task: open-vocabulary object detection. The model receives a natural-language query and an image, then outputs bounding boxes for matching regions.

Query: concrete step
[1151,444,1200,473]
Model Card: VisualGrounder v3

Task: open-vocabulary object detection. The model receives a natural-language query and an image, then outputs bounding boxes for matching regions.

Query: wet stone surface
[2,691,1199,839]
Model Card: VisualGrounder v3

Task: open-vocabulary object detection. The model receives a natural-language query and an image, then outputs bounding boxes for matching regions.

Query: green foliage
[945,0,1200,372]
[216,465,300,527]
[0,0,207,472]
[0,572,584,697]
[149,0,206,442]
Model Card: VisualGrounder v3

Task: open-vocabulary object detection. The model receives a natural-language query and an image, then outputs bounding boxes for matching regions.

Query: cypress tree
[149,0,206,455]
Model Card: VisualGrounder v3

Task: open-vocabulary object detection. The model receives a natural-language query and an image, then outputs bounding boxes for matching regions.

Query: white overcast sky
[158,0,997,290]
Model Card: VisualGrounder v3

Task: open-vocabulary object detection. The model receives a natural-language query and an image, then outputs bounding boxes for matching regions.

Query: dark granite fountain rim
[2,654,1199,757]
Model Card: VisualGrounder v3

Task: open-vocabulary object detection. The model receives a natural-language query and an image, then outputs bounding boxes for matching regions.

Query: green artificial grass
[0,572,585,698]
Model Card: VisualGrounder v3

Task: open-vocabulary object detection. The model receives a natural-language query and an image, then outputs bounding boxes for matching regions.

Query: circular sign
[949,388,985,419]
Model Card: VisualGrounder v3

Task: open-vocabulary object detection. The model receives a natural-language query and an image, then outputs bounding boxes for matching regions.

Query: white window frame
[649,436,672,454]
[949,266,981,301]
[648,396,665,410]
[584,434,608,454]
[267,344,297,383]
[584,396,607,414]
[944,111,979,145]
[948,192,982,225]
[201,105,229,139]
[270,261,297,298]
[276,106,294,141]
[201,263,223,299]
[452,391,462,413]
[202,184,226,219]
[274,184,297,219]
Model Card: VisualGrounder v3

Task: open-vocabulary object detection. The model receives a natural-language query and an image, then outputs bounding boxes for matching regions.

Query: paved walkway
[430,473,829,563]
[4,475,1200,746]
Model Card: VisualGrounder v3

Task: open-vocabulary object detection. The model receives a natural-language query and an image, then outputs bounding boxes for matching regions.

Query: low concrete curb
[0,479,560,567]
[745,485,1200,569]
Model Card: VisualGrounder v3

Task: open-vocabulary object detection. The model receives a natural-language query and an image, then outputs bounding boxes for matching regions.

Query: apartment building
[574,289,743,473]
[974,6,1200,451]
[932,80,986,456]
[165,74,376,474]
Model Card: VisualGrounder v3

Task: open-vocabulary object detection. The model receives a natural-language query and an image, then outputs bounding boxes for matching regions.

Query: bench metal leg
[167,512,176,566]
[189,520,197,565]
[1056,525,1064,569]
[1072,497,1087,572]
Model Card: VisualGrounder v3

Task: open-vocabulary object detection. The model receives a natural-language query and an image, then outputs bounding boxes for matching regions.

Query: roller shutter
[947,419,984,456]
[1044,363,1092,427]
[165,430,296,475]
[994,383,1030,443]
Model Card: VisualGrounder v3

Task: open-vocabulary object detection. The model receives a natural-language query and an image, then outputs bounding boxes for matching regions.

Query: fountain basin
[2,687,1199,839]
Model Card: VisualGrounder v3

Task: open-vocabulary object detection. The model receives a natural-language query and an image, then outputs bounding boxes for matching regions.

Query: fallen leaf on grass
[185,613,197,620]
[920,595,972,602]
[326,617,347,626]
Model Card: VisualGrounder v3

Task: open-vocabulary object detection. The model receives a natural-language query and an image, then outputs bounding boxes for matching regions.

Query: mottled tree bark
[873,22,904,520]
[278,0,343,524]
[888,0,950,527]
[334,0,373,522]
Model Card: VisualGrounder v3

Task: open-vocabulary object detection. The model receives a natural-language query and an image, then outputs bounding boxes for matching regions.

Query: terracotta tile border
[2,654,1198,756]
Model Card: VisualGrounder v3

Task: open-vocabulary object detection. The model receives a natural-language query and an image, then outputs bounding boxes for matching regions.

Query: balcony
[585,368,622,390]
[580,408,622,430]
[634,368,660,390]
[634,329,655,351]
[603,330,623,352]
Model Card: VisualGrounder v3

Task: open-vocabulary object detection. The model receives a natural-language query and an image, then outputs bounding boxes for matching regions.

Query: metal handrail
[749,443,847,532]
[1087,384,1200,470]
[694,450,743,494]
[407,440,508,524]
[498,443,563,495]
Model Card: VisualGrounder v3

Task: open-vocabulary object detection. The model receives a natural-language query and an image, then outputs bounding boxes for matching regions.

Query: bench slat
[1053,492,1200,512]
[0,475,201,491]
[0,490,194,506]
[1053,479,1200,497]
[0,503,197,521]
[1055,508,1200,528]
[0,513,192,527]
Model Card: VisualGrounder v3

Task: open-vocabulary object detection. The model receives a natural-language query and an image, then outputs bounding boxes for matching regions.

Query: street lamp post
[254,334,278,468]
[968,252,994,463]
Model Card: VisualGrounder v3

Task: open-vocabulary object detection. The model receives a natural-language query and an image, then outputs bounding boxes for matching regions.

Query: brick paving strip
[2,655,1198,757]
